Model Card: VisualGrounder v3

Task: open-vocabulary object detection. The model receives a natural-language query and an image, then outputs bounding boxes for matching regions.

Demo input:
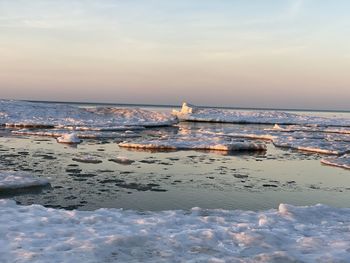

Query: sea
[1,100,350,211]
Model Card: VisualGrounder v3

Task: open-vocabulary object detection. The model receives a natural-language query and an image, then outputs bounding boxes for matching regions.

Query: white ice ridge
[0,100,177,128]
[0,171,49,191]
[173,102,350,127]
[321,155,350,170]
[119,136,266,152]
[1,200,350,262]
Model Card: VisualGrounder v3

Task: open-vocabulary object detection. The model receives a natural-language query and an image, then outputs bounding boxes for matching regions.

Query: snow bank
[119,136,266,152]
[173,102,350,126]
[0,171,49,192]
[56,133,81,144]
[1,200,350,262]
[321,155,350,170]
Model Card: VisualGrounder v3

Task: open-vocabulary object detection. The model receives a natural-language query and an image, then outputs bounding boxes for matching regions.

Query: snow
[0,200,350,262]
[173,102,350,126]
[321,155,350,170]
[119,135,266,152]
[0,171,49,191]
[0,100,176,129]
[56,133,81,144]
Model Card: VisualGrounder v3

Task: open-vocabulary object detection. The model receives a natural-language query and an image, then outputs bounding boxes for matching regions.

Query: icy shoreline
[1,200,350,262]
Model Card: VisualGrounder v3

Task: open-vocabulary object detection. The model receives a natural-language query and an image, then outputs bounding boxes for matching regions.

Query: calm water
[1,103,350,211]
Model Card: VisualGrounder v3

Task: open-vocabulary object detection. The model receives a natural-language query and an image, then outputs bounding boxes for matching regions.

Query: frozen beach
[1,100,350,262]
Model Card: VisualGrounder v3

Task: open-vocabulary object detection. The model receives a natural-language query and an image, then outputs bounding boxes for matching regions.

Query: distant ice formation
[0,100,177,129]
[173,102,350,126]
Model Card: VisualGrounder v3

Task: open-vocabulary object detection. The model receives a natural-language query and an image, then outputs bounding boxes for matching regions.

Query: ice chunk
[109,156,135,165]
[72,156,103,164]
[119,135,266,152]
[173,102,350,126]
[56,133,81,144]
[1,200,350,262]
[0,171,49,192]
[321,155,350,170]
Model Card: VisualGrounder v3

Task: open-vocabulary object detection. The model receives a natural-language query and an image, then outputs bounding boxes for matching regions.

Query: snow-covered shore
[1,200,350,262]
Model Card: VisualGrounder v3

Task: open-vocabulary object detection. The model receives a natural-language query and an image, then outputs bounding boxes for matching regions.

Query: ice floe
[0,171,49,192]
[12,129,140,140]
[267,124,350,134]
[173,102,350,127]
[321,155,350,170]
[272,135,350,155]
[119,135,266,152]
[1,200,350,262]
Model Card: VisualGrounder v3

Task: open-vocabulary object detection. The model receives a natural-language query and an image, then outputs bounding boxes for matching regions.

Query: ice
[56,133,81,144]
[267,124,350,134]
[173,102,350,126]
[119,135,266,152]
[0,100,176,128]
[0,171,49,191]
[0,200,350,262]
[321,155,350,170]
[109,156,135,165]
[272,134,350,155]
[72,156,103,164]
[12,129,140,140]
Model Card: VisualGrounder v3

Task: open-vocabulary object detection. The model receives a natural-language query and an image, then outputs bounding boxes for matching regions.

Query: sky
[0,0,349,110]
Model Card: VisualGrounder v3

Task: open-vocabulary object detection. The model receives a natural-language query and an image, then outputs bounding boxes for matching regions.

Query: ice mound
[321,155,350,170]
[0,171,49,192]
[173,102,350,126]
[56,133,81,144]
[0,100,176,128]
[119,135,266,152]
[1,200,350,262]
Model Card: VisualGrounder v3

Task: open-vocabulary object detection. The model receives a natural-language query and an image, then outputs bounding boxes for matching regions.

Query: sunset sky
[0,0,349,110]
